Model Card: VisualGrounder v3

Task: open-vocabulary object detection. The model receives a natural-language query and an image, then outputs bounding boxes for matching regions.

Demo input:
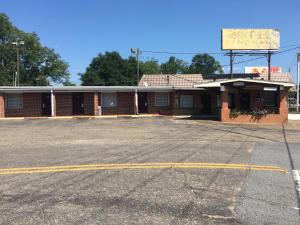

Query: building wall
[83,92,94,115]
[220,87,288,123]
[0,94,5,118]
[147,92,172,115]
[56,93,72,116]
[146,91,218,115]
[100,92,135,115]
[5,93,42,117]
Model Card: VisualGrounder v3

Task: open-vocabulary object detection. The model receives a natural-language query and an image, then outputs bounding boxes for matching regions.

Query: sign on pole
[221,29,280,50]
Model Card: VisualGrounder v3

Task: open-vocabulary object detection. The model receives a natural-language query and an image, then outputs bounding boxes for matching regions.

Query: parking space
[0,117,300,224]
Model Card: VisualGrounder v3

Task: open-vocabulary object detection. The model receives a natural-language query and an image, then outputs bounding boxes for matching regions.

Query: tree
[189,53,223,75]
[160,56,189,74]
[80,51,138,86]
[0,13,71,86]
[140,59,161,74]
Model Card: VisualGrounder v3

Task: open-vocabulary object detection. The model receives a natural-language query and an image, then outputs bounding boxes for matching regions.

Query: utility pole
[267,51,271,81]
[230,50,233,79]
[131,48,140,86]
[297,53,300,113]
[12,40,24,86]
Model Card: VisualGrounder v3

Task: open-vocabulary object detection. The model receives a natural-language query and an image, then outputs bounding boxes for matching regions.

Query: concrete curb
[0,114,164,120]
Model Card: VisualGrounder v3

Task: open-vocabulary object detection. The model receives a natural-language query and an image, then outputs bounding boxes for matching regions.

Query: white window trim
[5,94,23,109]
[155,92,169,107]
[101,92,117,108]
[179,95,193,108]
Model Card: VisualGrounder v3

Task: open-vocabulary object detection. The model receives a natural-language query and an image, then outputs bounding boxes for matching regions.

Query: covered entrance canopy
[195,78,294,123]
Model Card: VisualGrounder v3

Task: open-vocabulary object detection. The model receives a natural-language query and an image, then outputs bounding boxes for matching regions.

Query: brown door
[72,93,84,115]
[41,93,51,116]
[138,92,148,113]
[201,94,211,114]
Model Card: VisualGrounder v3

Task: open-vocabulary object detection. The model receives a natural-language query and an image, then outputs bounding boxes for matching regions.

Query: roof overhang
[194,78,295,88]
[0,86,176,93]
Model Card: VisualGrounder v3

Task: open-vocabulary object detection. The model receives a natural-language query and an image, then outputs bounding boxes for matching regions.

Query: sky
[1,0,300,84]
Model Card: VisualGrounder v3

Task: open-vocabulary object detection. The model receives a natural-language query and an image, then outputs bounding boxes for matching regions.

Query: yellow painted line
[0,163,288,175]
[0,162,283,171]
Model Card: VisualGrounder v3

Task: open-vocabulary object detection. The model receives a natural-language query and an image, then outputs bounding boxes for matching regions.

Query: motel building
[0,73,294,123]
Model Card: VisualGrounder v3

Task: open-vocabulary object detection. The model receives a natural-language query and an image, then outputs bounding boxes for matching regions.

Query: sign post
[221,29,280,81]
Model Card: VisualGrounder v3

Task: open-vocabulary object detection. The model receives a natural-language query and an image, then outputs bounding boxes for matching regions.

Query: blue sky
[1,0,300,84]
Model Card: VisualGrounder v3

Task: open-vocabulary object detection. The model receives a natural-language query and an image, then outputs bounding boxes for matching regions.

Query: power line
[222,46,300,67]
[142,50,224,55]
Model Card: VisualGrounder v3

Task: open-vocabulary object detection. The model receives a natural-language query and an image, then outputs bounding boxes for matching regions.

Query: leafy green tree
[0,13,71,86]
[189,53,223,75]
[160,56,189,74]
[140,59,161,74]
[80,52,138,86]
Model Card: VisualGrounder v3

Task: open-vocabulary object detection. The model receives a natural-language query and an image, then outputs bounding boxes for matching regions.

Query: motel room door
[41,93,52,116]
[201,94,211,115]
[138,92,148,113]
[72,93,84,115]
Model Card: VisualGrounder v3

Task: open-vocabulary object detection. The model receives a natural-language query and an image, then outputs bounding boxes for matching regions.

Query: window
[228,94,235,109]
[6,94,23,109]
[180,95,193,108]
[263,91,277,108]
[102,93,117,107]
[155,93,169,106]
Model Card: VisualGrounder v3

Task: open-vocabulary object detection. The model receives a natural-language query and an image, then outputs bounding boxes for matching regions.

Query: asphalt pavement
[0,117,299,224]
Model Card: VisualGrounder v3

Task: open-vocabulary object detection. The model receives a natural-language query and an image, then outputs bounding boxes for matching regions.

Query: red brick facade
[100,92,135,115]
[147,92,172,115]
[147,91,217,115]
[0,87,291,123]
[55,93,73,116]
[5,93,42,117]
[219,86,289,123]
[83,92,94,115]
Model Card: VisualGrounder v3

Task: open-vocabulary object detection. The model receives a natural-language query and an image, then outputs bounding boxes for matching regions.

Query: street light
[12,40,24,86]
[131,48,141,86]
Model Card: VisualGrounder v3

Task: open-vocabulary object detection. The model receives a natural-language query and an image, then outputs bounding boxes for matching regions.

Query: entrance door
[72,93,84,115]
[138,92,148,113]
[41,93,51,116]
[240,93,250,111]
[201,94,211,114]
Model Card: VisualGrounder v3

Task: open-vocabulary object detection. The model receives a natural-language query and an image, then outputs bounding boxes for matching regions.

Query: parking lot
[0,117,300,224]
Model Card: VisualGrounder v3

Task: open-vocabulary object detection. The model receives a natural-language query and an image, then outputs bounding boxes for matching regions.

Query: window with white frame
[180,95,193,108]
[155,93,169,107]
[6,94,23,109]
[102,93,117,107]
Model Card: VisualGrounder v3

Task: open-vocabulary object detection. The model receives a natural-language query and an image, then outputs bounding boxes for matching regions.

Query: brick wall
[56,93,72,116]
[5,93,42,117]
[172,91,202,115]
[100,92,135,115]
[147,92,172,115]
[83,92,94,115]
[0,94,4,118]
[220,87,288,123]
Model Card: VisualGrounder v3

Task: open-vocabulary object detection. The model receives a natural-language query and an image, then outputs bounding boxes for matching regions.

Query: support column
[51,91,56,117]
[134,90,138,115]
[0,93,5,118]
[220,87,229,122]
[278,87,288,122]
[93,92,99,116]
